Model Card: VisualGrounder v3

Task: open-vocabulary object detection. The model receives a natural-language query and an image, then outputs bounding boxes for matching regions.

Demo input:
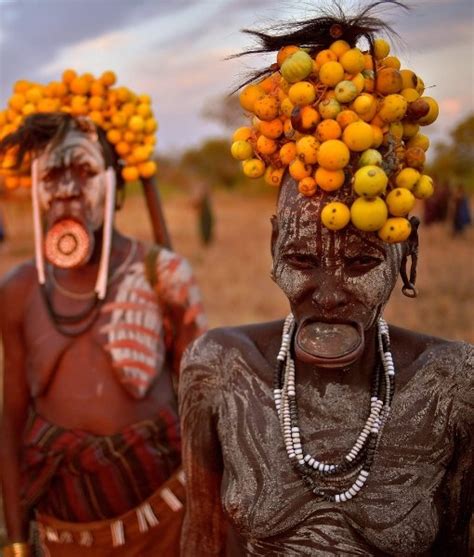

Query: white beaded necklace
[273,314,395,503]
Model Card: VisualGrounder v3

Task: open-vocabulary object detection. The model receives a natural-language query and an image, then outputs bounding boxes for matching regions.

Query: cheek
[345,260,398,313]
[273,259,312,304]
[38,183,52,211]
[84,176,106,217]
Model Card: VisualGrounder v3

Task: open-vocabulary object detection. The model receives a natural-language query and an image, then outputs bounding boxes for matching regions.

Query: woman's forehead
[41,128,104,165]
[276,176,389,256]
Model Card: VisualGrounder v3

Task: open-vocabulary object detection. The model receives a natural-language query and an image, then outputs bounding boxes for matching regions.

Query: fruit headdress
[230,2,438,243]
[0,69,158,190]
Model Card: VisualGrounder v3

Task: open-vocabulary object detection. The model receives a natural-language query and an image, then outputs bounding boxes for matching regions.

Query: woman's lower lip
[294,319,365,368]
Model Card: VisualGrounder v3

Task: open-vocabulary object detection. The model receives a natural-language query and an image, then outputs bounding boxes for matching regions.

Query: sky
[0,0,472,155]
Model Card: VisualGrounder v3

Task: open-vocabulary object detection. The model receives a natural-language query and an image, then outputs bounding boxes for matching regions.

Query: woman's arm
[0,271,32,542]
[179,338,226,556]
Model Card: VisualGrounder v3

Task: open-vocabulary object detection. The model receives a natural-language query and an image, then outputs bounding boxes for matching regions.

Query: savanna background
[0,0,473,548]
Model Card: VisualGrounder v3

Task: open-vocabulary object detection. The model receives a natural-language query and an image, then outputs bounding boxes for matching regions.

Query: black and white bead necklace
[273,314,395,503]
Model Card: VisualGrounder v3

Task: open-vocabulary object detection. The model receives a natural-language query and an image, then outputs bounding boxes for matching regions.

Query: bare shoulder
[0,260,37,324]
[391,324,473,424]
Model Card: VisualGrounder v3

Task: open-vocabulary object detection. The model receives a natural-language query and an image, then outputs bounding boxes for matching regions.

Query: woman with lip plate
[0,72,207,557]
[179,4,473,556]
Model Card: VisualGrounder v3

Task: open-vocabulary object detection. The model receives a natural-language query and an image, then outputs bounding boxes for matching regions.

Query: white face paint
[272,175,403,333]
[37,126,107,231]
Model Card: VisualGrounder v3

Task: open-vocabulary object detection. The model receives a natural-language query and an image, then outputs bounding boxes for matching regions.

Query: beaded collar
[274,314,395,503]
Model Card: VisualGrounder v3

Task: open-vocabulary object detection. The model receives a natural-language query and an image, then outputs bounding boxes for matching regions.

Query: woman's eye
[345,256,382,272]
[283,254,317,269]
[76,163,96,178]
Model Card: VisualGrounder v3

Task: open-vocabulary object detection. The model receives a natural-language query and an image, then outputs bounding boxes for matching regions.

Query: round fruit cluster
[231,38,438,243]
[0,69,158,189]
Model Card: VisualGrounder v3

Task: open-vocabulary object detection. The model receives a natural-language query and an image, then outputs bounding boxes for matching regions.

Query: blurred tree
[429,113,474,191]
[181,138,240,189]
[202,94,245,132]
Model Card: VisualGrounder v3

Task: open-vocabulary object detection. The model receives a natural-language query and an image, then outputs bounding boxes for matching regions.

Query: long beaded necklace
[273,314,395,503]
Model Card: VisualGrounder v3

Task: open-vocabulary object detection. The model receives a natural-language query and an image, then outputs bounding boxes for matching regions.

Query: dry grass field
[0,190,473,543]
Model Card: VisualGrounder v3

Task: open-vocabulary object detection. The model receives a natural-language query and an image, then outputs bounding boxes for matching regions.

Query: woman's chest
[218,374,453,554]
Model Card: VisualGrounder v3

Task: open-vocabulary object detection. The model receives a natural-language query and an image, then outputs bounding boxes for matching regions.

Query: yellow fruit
[233,126,252,141]
[316,119,341,141]
[378,94,408,122]
[352,93,377,119]
[342,121,374,151]
[400,69,419,90]
[315,49,337,66]
[386,187,416,216]
[405,147,426,169]
[256,135,278,155]
[243,158,266,178]
[402,121,419,139]
[318,98,341,119]
[317,139,350,170]
[22,103,36,116]
[373,38,390,60]
[254,95,279,121]
[136,103,152,118]
[351,197,388,231]
[106,129,122,145]
[289,159,312,180]
[25,87,43,104]
[9,93,26,111]
[334,80,358,103]
[371,125,383,148]
[280,97,295,117]
[111,112,127,128]
[401,88,419,103]
[314,167,345,191]
[388,121,404,142]
[378,217,411,243]
[382,56,401,70]
[395,168,420,190]
[291,105,320,133]
[116,141,131,157]
[340,48,365,74]
[288,81,316,106]
[144,118,158,134]
[281,50,314,83]
[415,77,425,95]
[319,61,345,86]
[129,115,145,132]
[277,45,300,67]
[375,68,402,94]
[336,110,359,129]
[62,69,77,84]
[13,80,31,93]
[353,165,388,197]
[264,166,285,187]
[321,201,351,230]
[358,149,382,167]
[417,97,439,125]
[239,84,265,112]
[329,40,351,58]
[138,160,157,179]
[280,142,297,165]
[351,73,365,94]
[122,165,139,182]
[298,176,317,196]
[296,136,320,164]
[70,77,90,95]
[90,81,106,97]
[412,175,434,199]
[89,96,105,111]
[406,133,430,151]
[259,119,283,139]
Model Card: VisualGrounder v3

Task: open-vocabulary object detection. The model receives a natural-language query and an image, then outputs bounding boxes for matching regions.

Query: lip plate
[294,319,365,368]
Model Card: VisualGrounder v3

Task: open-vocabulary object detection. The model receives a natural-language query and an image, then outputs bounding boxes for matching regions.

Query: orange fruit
[317,139,350,170]
[277,45,299,67]
[298,176,317,196]
[296,136,320,164]
[314,167,345,191]
[264,166,285,187]
[254,95,279,121]
[122,165,139,182]
[239,84,265,112]
[101,71,117,87]
[138,161,157,179]
[256,135,278,155]
[316,119,342,141]
[289,159,312,180]
[279,142,297,165]
[259,118,283,139]
[342,121,374,151]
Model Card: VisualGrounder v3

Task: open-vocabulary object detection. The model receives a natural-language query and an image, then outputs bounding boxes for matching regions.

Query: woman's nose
[55,175,79,198]
[311,279,349,312]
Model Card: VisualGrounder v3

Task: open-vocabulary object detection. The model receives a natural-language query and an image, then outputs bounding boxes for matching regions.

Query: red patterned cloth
[21,410,181,522]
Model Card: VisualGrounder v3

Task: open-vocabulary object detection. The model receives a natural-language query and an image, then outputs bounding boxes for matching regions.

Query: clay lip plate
[294,318,365,368]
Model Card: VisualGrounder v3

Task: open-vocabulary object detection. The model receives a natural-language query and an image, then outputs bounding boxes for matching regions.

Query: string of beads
[273,315,395,503]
